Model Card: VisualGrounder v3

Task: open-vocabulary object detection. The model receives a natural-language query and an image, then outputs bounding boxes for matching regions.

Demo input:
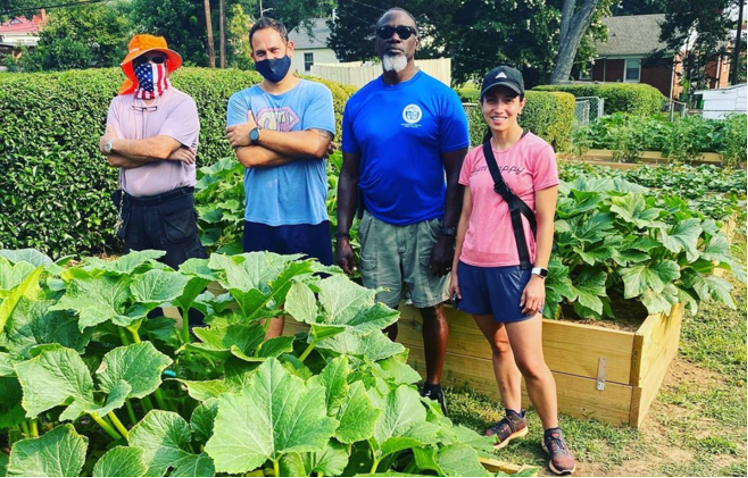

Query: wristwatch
[531,267,549,279]
[249,126,261,145]
[440,226,457,237]
[104,138,115,153]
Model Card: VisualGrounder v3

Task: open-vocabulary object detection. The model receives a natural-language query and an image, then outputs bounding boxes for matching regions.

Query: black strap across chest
[482,131,537,269]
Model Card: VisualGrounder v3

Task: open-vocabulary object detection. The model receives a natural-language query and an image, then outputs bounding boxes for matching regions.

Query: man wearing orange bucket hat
[99,35,207,325]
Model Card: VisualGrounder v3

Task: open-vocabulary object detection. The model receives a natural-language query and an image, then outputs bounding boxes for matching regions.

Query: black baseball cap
[480,65,525,100]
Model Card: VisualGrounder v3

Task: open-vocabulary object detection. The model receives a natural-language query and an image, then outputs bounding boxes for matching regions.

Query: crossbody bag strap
[482,134,537,269]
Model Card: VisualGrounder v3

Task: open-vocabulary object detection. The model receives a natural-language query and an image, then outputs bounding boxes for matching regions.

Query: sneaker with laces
[542,429,576,475]
[485,409,528,449]
[420,383,448,416]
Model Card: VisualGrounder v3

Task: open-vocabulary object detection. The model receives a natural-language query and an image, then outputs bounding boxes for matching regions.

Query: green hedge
[533,83,665,117]
[465,91,576,151]
[0,67,353,257]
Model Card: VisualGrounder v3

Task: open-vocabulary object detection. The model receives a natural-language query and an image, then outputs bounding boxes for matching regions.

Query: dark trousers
[119,187,207,326]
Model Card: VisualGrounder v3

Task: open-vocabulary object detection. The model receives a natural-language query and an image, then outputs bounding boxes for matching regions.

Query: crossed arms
[99,126,194,169]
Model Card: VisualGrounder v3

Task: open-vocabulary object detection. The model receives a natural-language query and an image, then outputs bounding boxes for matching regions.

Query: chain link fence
[662,99,688,121]
[574,96,605,125]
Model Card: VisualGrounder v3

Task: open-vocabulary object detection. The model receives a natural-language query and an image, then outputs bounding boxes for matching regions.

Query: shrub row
[533,82,665,117]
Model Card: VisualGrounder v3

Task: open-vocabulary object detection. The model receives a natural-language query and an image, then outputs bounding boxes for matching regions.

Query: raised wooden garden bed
[395,302,682,428]
[558,149,723,166]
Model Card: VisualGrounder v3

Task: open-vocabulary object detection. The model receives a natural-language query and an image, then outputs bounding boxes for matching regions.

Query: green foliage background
[534,82,665,117]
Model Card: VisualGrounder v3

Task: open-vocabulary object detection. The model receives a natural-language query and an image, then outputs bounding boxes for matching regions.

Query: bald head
[376,8,417,30]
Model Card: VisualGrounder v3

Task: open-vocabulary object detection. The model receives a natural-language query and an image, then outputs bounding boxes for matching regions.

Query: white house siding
[697,84,748,119]
[291,48,339,75]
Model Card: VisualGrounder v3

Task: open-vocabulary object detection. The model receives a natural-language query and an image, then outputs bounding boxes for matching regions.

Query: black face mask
[256,55,292,83]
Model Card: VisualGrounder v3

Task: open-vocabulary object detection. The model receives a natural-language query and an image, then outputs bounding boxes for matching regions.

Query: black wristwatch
[531,267,549,279]
[249,126,261,145]
[440,226,457,238]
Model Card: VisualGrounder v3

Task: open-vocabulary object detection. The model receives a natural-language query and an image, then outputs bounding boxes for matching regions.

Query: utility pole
[204,0,216,68]
[731,0,745,84]
[219,0,226,68]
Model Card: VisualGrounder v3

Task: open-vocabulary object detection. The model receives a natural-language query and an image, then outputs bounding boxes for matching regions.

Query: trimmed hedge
[533,83,665,117]
[465,91,576,151]
[0,68,353,257]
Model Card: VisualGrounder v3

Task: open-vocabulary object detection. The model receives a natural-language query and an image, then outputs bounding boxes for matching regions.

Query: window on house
[624,59,641,82]
[304,52,314,72]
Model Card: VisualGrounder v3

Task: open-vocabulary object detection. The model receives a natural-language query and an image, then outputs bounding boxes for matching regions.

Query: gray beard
[382,54,408,73]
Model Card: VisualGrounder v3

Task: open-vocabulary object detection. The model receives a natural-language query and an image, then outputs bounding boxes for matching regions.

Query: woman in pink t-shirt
[448,66,575,476]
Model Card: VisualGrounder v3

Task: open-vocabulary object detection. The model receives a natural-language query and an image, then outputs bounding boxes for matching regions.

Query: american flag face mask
[133,61,170,100]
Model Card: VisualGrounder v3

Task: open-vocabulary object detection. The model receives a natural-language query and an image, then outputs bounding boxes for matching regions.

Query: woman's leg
[504,313,558,429]
[472,314,523,412]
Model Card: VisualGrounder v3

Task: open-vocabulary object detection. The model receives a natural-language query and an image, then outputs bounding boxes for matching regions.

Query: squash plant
[0,249,506,477]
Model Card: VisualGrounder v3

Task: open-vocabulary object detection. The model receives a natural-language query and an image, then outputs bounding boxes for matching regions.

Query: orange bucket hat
[118,34,183,95]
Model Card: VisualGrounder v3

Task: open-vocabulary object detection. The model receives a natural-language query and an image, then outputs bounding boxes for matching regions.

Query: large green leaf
[0,249,54,268]
[373,385,439,459]
[177,379,231,402]
[96,342,173,399]
[569,212,615,243]
[700,234,732,263]
[570,270,607,315]
[705,276,737,309]
[285,282,319,325]
[93,446,147,478]
[0,267,43,335]
[280,441,349,477]
[169,453,215,477]
[335,381,382,444]
[309,356,350,416]
[7,424,87,477]
[129,410,197,477]
[0,256,36,295]
[191,398,218,443]
[205,358,338,474]
[49,275,132,329]
[371,353,422,387]
[659,218,702,261]
[610,194,662,228]
[82,250,165,276]
[209,252,302,293]
[188,323,266,357]
[14,347,94,420]
[130,270,190,307]
[437,443,490,477]
[318,275,377,325]
[620,260,680,299]
[4,297,89,358]
[317,330,405,361]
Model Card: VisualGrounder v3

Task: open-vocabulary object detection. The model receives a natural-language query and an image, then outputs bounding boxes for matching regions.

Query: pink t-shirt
[106,87,200,197]
[458,132,559,267]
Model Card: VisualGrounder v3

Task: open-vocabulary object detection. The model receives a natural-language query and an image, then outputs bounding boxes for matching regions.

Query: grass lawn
[446,239,747,477]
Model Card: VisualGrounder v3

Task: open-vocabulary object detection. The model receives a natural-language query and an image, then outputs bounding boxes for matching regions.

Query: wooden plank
[479,458,537,476]
[398,305,635,385]
[559,149,722,164]
[405,343,633,426]
[632,304,683,387]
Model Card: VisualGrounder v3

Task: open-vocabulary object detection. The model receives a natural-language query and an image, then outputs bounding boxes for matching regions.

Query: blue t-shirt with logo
[227,80,335,226]
[342,71,469,226]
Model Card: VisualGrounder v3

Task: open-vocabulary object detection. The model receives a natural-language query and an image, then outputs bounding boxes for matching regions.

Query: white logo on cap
[496,72,507,79]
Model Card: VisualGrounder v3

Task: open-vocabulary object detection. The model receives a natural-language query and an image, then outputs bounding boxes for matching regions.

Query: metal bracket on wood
[596,357,608,391]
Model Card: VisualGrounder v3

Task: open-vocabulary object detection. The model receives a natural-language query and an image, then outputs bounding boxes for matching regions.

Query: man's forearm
[111,136,180,162]
[441,148,468,228]
[107,154,144,169]
[258,129,331,159]
[337,172,358,235]
[235,145,295,168]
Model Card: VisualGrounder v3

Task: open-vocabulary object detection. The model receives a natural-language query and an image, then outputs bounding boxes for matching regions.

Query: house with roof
[572,14,683,99]
[288,18,340,75]
[0,10,46,56]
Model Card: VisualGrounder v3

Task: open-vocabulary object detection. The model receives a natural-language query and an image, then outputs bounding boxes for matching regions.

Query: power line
[1,0,114,16]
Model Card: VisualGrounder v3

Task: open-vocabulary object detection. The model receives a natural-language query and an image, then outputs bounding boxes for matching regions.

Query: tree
[550,0,604,83]
[328,0,609,87]
[227,3,254,70]
[658,0,740,92]
[204,0,216,67]
[611,0,666,16]
[9,0,133,71]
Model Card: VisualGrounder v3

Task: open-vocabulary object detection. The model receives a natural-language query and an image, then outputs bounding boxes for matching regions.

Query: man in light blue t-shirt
[226,17,335,337]
[336,8,469,415]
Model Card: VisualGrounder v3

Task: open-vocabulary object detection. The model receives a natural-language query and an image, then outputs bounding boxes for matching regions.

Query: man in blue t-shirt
[226,17,335,337]
[336,8,469,415]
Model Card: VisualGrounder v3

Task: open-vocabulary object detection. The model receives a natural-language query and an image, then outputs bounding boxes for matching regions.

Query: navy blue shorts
[243,221,334,266]
[456,261,537,323]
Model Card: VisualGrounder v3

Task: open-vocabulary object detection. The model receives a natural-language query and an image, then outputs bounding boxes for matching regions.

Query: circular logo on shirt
[402,104,423,124]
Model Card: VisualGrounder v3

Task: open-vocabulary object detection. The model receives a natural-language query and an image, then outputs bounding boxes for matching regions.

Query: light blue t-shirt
[227,79,335,226]
[342,71,469,226]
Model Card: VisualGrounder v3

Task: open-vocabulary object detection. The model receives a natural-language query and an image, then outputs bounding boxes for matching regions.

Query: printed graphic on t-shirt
[471,164,526,176]
[255,107,300,132]
[401,104,423,128]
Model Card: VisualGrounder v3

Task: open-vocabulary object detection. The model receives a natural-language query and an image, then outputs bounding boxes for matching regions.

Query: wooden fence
[310,58,451,88]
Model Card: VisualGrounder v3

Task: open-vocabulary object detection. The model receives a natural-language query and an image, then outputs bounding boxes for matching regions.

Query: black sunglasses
[376,25,417,40]
[134,55,166,65]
